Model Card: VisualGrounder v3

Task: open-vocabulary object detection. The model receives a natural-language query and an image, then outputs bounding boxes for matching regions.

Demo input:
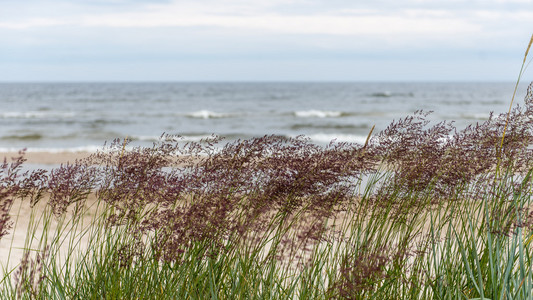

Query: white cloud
[1,0,532,81]
[1,1,530,40]
[0,2,482,36]
[0,18,68,29]
[2,1,530,54]
[75,11,480,37]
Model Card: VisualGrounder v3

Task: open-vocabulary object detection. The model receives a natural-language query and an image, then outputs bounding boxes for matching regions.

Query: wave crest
[294,110,343,118]
[186,110,235,119]
[370,92,414,98]
[0,111,76,119]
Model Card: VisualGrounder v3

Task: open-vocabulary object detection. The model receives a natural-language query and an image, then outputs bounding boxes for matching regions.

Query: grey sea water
[0,82,529,152]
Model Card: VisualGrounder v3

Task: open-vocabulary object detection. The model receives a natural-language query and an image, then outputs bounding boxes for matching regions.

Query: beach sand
[0,194,100,278]
[1,151,93,165]
[1,151,93,277]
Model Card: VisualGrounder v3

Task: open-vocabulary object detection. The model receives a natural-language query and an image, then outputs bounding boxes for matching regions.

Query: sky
[1,0,532,82]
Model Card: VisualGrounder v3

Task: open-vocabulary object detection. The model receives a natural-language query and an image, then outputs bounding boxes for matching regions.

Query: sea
[0,82,530,153]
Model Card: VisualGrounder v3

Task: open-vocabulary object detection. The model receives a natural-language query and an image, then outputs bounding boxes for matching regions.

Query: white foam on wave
[462,113,490,120]
[0,111,76,119]
[370,91,414,97]
[294,110,343,118]
[133,135,163,142]
[186,110,234,119]
[306,133,368,144]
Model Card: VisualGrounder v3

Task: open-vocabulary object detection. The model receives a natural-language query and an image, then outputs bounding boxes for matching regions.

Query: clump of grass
[0,151,27,240]
[2,38,533,299]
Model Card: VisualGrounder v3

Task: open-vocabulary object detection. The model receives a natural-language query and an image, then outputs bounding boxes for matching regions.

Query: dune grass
[1,36,533,300]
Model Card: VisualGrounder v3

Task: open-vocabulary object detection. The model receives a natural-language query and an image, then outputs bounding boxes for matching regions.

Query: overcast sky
[1,0,532,81]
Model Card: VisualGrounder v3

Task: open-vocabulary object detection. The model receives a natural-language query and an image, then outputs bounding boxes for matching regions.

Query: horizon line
[0,80,522,84]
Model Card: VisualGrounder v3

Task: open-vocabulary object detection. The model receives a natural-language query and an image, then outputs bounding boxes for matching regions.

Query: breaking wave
[186,110,237,119]
[0,111,76,119]
[370,92,414,98]
[294,110,344,118]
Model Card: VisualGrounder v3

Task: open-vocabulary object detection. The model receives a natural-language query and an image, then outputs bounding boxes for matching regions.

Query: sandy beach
[0,151,98,277]
[1,151,93,165]
[0,194,100,278]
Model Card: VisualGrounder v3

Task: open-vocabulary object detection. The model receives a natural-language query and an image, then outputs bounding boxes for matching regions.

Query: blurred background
[0,0,532,152]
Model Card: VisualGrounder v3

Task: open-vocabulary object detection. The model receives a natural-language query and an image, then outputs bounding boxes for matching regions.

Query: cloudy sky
[1,0,532,81]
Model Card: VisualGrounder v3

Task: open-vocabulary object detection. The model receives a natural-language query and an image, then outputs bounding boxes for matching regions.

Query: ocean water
[0,82,529,152]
